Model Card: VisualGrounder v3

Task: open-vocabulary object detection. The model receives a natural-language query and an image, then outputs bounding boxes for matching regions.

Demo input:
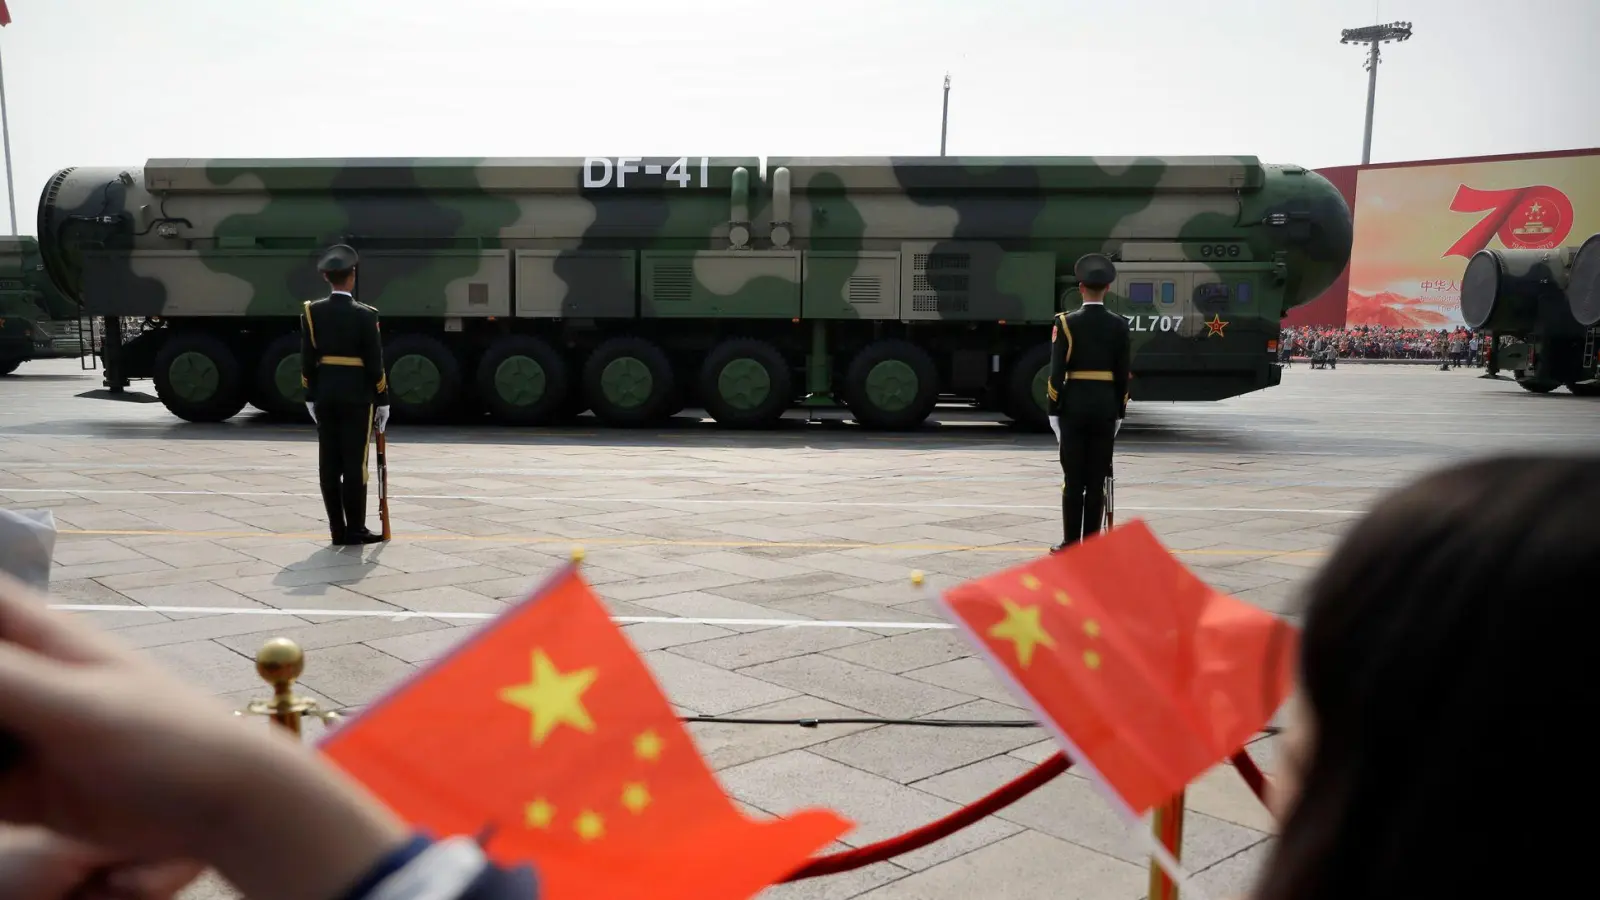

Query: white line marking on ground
[47,604,954,630]
[0,486,1367,515]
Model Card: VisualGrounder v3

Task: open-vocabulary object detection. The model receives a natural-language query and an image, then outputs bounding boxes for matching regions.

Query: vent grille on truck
[912,252,970,313]
[652,262,694,303]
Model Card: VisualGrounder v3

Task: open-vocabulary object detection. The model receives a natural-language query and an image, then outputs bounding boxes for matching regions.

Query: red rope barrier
[781,752,1074,881]
[780,745,1274,882]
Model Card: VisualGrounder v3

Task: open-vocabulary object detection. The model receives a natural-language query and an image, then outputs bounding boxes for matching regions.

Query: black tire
[1005,342,1052,432]
[842,338,939,430]
[1516,377,1559,394]
[152,332,249,423]
[1566,382,1600,397]
[581,336,676,427]
[384,334,463,422]
[250,333,311,419]
[698,337,793,428]
[476,335,570,425]
[0,357,20,376]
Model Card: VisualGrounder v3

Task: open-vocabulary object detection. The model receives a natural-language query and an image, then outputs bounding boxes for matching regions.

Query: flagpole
[0,38,16,235]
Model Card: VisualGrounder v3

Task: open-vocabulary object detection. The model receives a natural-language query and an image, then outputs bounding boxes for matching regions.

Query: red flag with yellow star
[937,519,1297,815]
[318,565,852,900]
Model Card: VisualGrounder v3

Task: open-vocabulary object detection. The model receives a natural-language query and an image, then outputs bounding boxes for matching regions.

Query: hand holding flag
[319,566,852,900]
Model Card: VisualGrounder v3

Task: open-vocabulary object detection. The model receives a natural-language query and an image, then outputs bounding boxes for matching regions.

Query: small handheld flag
[319,565,851,900]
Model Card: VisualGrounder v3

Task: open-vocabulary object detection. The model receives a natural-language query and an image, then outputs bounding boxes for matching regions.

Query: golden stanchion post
[238,549,587,736]
[236,637,342,739]
[1148,790,1186,900]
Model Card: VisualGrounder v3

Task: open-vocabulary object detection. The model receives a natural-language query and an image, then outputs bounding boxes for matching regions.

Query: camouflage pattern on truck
[37,156,1352,427]
[0,237,83,375]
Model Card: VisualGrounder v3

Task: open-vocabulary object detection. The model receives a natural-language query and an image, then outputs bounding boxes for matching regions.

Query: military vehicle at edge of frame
[1459,232,1600,396]
[35,155,1353,431]
[0,236,86,376]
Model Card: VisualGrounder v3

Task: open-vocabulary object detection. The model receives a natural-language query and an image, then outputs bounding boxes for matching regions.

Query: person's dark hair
[322,268,354,287]
[1253,453,1597,900]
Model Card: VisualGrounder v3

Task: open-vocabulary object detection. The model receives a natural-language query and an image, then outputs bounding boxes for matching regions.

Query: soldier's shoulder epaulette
[354,301,379,314]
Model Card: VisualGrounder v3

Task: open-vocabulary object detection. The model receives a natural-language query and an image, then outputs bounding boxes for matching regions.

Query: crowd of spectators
[1281,325,1485,366]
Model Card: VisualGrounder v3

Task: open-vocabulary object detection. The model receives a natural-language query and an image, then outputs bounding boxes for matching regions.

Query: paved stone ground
[2,358,1595,899]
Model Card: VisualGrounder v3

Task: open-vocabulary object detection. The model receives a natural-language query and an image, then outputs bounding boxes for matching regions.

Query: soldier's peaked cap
[316,243,359,273]
[1074,253,1116,287]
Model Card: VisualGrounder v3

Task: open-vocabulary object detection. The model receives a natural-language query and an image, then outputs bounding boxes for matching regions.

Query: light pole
[939,73,951,157]
[1340,22,1413,165]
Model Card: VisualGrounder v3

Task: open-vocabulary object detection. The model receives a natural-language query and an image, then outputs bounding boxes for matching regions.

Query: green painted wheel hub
[717,358,771,411]
[391,354,441,405]
[863,359,917,411]
[168,351,220,403]
[1031,364,1050,412]
[494,355,547,407]
[601,356,653,409]
[273,353,304,403]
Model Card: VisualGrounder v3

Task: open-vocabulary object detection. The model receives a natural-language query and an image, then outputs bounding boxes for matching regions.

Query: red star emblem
[1204,314,1228,337]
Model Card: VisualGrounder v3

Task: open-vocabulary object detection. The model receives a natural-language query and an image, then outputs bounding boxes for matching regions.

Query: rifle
[376,430,391,541]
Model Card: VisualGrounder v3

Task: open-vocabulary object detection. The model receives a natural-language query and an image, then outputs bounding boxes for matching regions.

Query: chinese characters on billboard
[1345,152,1599,327]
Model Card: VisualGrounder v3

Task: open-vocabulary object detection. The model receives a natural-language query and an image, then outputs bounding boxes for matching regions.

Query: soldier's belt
[318,355,365,367]
[1064,370,1115,381]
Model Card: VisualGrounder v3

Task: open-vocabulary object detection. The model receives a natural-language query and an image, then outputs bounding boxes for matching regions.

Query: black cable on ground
[680,715,1283,735]
[325,708,1282,736]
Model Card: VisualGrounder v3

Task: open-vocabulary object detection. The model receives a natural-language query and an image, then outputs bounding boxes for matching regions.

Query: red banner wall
[1285,147,1600,328]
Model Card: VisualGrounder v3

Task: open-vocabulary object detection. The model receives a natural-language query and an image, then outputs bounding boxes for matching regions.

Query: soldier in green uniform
[301,244,390,546]
[1046,253,1131,552]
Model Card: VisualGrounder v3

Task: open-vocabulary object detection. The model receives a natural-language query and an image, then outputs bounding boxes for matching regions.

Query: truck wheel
[1566,382,1600,397]
[251,333,309,419]
[385,334,462,422]
[0,357,19,376]
[476,335,569,424]
[1516,377,1559,394]
[699,338,792,428]
[1005,343,1052,432]
[582,336,676,427]
[842,338,939,430]
[153,332,248,423]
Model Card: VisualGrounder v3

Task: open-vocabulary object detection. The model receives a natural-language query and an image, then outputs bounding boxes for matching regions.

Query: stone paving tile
[718,750,1023,873]
[849,829,1145,899]
[810,700,1042,784]
[671,621,879,669]
[10,364,1586,899]
[688,695,882,770]
[739,655,974,720]
[642,649,801,715]
[821,630,976,675]
[915,757,1266,872]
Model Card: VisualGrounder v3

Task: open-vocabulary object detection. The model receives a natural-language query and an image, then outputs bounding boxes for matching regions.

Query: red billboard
[1285,147,1600,328]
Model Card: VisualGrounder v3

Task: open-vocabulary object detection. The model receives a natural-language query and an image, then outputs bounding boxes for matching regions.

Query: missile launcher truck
[1460,232,1600,395]
[36,155,1352,429]
[0,237,85,376]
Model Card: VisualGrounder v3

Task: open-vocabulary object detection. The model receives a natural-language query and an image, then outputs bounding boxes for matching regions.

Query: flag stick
[0,39,18,235]
[1148,791,1186,900]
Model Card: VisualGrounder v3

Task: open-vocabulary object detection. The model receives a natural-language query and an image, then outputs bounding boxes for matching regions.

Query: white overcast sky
[1,0,1596,236]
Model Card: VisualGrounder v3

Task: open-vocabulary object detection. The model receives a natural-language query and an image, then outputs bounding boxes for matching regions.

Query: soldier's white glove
[1048,416,1061,444]
[305,402,316,424]
[1114,419,1123,437]
[375,405,390,433]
